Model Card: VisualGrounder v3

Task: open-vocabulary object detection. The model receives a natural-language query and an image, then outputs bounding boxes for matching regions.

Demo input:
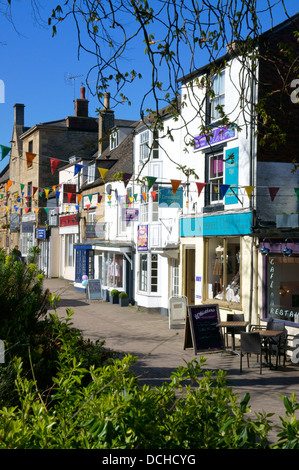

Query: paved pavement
[44,277,299,443]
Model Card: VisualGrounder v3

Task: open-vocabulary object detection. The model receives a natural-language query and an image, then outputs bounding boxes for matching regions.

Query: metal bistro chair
[225,313,246,349]
[240,332,264,374]
[267,322,288,368]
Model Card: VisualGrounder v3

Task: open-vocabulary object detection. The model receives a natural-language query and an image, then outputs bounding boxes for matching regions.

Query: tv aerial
[65,73,84,100]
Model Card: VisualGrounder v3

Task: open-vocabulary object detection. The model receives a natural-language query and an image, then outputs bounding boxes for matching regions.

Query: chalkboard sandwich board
[87,279,102,301]
[184,304,224,354]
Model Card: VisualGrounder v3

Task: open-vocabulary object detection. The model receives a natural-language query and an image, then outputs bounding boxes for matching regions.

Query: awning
[151,244,179,259]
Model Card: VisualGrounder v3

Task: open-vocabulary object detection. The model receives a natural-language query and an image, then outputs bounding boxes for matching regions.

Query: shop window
[206,237,240,305]
[139,253,159,294]
[102,252,123,288]
[267,255,299,324]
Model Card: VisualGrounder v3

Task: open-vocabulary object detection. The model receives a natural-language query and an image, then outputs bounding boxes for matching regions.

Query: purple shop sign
[194,126,236,150]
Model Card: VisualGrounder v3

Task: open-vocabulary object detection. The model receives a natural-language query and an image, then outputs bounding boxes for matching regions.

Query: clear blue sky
[0,1,298,173]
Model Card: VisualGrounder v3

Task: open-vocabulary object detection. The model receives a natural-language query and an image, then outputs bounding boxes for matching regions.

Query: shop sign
[137,225,148,251]
[159,187,183,208]
[36,228,46,239]
[59,214,78,227]
[180,211,252,237]
[22,221,34,233]
[194,126,236,150]
[122,208,139,222]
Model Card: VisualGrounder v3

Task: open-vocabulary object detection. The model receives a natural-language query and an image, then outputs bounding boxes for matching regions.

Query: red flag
[268,187,279,202]
[50,158,60,175]
[196,182,206,196]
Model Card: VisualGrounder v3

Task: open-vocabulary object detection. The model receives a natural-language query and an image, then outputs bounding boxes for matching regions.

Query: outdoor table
[217,321,249,356]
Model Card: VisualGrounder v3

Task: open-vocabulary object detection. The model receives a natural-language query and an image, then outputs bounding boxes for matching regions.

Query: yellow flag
[44,188,50,199]
[244,186,255,199]
[98,167,109,181]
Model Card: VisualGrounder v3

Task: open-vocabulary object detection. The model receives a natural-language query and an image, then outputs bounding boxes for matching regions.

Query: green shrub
[110,289,119,297]
[119,292,128,299]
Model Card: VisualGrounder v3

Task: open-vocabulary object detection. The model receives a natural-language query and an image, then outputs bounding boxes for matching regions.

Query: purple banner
[194,126,235,150]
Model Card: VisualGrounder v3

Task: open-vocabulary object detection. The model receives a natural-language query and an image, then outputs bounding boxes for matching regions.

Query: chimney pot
[80,86,85,99]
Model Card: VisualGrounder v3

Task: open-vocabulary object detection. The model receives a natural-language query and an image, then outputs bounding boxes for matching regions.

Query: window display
[267,255,299,323]
[206,237,240,304]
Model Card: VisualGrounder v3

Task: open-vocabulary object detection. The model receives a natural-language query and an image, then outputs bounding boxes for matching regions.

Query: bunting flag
[220,184,230,199]
[142,192,147,202]
[26,152,36,168]
[67,193,73,203]
[269,187,279,202]
[44,207,49,214]
[244,186,255,199]
[50,158,60,175]
[98,167,109,181]
[0,145,10,160]
[74,164,84,176]
[98,195,102,204]
[20,184,25,192]
[122,173,132,188]
[86,204,90,211]
[88,194,93,202]
[35,208,39,214]
[44,188,50,199]
[77,194,82,204]
[33,187,38,196]
[171,179,181,195]
[6,180,13,191]
[146,176,157,190]
[151,191,157,201]
[294,188,299,201]
[195,182,206,197]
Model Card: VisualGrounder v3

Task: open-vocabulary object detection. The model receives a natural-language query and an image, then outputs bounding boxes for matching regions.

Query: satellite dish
[106,184,112,195]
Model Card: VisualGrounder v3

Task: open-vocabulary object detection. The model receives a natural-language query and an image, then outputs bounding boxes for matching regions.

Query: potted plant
[109,289,119,304]
[119,291,130,307]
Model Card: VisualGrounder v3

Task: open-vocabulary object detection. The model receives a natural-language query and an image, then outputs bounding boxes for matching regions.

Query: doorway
[185,247,195,304]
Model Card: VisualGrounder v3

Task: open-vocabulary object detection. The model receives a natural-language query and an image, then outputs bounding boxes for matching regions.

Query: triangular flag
[294,188,299,201]
[24,207,29,214]
[98,167,109,181]
[86,204,90,211]
[151,191,157,201]
[6,180,13,191]
[44,207,49,214]
[77,194,82,204]
[44,189,50,199]
[50,158,60,175]
[244,186,255,199]
[142,192,147,201]
[26,152,36,168]
[33,187,38,196]
[35,208,39,214]
[52,185,56,192]
[268,187,279,202]
[20,184,25,192]
[220,184,230,198]
[195,182,206,197]
[74,164,84,176]
[122,173,132,188]
[171,180,181,195]
[88,194,93,202]
[146,176,157,190]
[67,193,73,203]
[0,145,10,160]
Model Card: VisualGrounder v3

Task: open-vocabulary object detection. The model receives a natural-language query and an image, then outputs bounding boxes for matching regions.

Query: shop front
[261,239,299,327]
[74,243,134,301]
[180,210,254,319]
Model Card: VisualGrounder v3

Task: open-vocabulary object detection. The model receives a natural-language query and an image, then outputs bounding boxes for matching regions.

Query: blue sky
[0,1,298,173]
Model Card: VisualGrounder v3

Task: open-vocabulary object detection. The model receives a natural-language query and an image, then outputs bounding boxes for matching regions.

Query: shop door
[185,248,195,305]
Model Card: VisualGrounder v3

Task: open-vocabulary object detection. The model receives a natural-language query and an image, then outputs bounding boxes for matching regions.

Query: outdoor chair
[240,332,265,374]
[267,322,288,368]
[225,313,246,348]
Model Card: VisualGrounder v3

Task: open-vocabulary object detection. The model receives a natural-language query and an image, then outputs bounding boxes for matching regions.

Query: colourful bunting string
[50,158,61,175]
[171,180,181,195]
[26,152,36,168]
[269,187,279,202]
[195,182,206,197]
[0,145,10,160]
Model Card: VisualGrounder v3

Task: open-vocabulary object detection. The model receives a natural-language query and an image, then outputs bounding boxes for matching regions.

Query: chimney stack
[74,86,89,117]
[13,103,25,126]
[98,92,115,155]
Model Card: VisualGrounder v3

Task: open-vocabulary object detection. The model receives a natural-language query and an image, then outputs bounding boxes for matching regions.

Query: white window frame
[209,152,224,203]
[140,130,150,162]
[87,163,95,183]
[138,253,159,294]
[211,70,225,122]
[110,130,119,150]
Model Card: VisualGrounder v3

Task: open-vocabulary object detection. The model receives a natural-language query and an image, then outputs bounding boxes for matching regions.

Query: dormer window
[110,130,119,150]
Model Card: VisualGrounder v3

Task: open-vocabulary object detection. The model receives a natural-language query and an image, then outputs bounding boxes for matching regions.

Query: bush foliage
[0,253,299,449]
